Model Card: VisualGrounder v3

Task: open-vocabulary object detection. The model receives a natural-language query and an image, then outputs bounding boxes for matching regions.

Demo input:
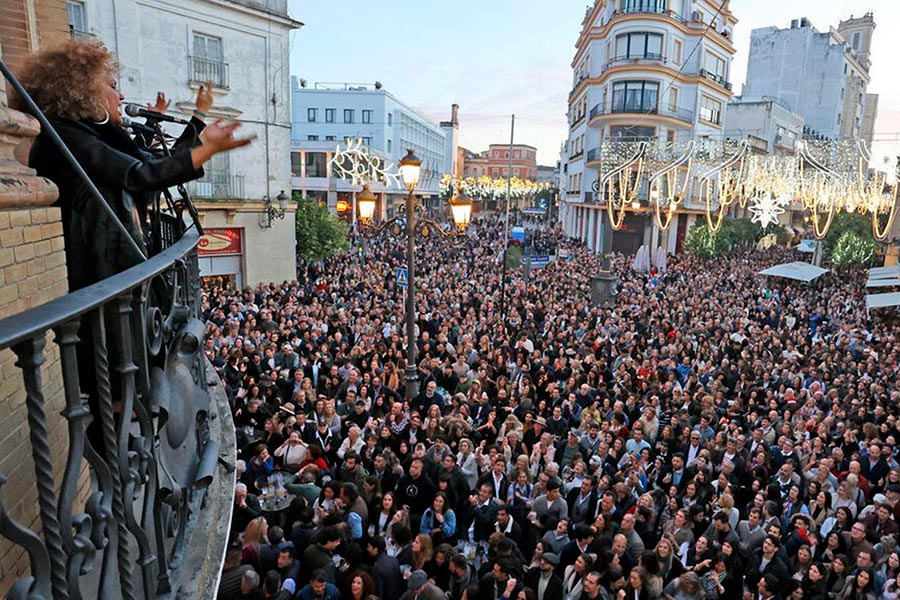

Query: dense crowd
[206,215,900,600]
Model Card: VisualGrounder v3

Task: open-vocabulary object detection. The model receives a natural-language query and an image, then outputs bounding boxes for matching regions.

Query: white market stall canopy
[866,292,900,314]
[758,261,829,283]
[865,277,900,288]
[868,265,900,279]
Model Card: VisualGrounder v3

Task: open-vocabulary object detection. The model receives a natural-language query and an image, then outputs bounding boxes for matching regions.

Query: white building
[559,0,738,256]
[290,80,455,216]
[724,97,804,157]
[70,0,302,286]
[742,14,877,144]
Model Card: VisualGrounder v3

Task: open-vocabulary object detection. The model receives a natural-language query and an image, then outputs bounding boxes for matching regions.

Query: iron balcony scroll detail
[0,231,222,599]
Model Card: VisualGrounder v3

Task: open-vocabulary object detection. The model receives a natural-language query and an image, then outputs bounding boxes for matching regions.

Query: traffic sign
[396,267,409,287]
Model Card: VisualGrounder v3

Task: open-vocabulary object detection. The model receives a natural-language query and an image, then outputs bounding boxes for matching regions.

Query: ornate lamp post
[356,183,377,223]
[398,149,422,399]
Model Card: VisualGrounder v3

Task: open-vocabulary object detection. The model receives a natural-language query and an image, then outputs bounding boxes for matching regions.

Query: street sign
[396,267,409,287]
[528,255,553,269]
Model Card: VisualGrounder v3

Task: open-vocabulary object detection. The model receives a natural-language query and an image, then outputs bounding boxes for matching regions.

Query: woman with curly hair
[14,39,250,290]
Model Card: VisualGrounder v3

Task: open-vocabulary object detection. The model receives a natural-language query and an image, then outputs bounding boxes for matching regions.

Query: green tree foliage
[294,196,349,262]
[830,231,877,268]
[823,212,873,252]
[684,218,790,258]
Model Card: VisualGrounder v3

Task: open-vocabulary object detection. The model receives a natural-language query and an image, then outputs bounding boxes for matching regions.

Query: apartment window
[387,140,392,153]
[610,125,656,140]
[668,87,679,112]
[325,135,335,141]
[673,40,682,65]
[667,129,675,144]
[362,137,372,146]
[699,95,722,124]
[325,108,335,123]
[621,0,668,12]
[307,135,318,141]
[505,152,509,158]
[704,52,727,79]
[305,152,327,178]
[387,113,393,126]
[291,152,302,176]
[191,33,228,88]
[344,109,354,123]
[362,110,372,124]
[612,80,660,113]
[67,0,88,36]
[514,150,521,158]
[307,108,317,122]
[615,32,664,59]
[853,32,861,50]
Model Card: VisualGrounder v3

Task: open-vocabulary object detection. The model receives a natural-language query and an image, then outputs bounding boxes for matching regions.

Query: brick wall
[0,2,81,590]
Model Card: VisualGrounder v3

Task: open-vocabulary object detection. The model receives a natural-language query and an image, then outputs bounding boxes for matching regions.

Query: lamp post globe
[399,149,422,191]
[357,184,377,223]
[449,184,473,230]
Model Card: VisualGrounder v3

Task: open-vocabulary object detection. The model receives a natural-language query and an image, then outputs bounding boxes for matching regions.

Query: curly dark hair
[13,39,116,121]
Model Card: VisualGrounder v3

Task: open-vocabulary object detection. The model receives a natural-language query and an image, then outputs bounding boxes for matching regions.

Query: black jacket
[30,117,204,290]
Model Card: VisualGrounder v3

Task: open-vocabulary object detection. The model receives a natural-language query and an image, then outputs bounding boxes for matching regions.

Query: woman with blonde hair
[240,516,268,572]
[457,438,479,489]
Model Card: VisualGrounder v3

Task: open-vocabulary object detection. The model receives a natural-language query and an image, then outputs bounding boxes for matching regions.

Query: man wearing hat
[401,569,444,600]
[525,552,563,600]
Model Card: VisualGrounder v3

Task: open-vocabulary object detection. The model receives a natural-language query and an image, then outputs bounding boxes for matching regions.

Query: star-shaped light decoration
[749,193,788,227]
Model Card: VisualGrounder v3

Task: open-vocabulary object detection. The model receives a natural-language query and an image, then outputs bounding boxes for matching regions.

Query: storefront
[198,227,244,288]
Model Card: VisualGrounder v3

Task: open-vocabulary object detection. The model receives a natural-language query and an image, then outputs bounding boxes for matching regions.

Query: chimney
[451,103,459,126]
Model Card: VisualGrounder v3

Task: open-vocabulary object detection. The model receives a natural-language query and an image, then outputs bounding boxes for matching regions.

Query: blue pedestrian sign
[396,267,409,287]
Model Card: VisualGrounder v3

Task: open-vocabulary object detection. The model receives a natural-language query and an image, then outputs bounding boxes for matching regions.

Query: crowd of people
[208,215,900,600]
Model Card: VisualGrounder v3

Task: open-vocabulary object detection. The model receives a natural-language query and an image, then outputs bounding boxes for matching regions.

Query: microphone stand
[147,119,205,241]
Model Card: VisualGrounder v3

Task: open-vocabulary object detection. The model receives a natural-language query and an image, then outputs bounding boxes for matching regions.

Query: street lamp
[357,183,377,223]
[448,183,473,231]
[261,190,289,229]
[399,149,422,400]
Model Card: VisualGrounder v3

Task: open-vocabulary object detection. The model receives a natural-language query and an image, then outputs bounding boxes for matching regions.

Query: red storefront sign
[198,227,243,256]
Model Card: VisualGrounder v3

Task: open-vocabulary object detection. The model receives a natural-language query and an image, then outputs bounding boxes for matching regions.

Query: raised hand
[147,91,171,113]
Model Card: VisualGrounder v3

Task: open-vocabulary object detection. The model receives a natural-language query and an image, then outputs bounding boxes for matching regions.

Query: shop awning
[868,265,900,280]
[866,277,900,288]
[866,292,900,314]
[758,261,829,283]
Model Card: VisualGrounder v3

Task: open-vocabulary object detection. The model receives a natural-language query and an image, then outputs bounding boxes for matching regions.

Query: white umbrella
[632,245,645,271]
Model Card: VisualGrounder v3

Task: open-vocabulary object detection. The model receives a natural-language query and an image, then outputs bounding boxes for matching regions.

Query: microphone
[122,115,165,136]
[124,103,190,125]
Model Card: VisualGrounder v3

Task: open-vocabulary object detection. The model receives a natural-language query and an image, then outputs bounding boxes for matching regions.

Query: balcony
[189,56,229,89]
[0,230,235,599]
[612,6,685,22]
[586,148,601,163]
[189,173,245,200]
[570,150,584,162]
[605,54,667,69]
[589,101,694,124]
[699,68,733,91]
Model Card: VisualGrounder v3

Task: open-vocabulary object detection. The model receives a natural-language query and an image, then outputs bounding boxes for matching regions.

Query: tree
[830,231,877,268]
[295,196,349,262]
[683,222,731,258]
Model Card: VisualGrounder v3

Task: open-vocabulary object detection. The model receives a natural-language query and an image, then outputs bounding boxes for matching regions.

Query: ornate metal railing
[0,231,230,599]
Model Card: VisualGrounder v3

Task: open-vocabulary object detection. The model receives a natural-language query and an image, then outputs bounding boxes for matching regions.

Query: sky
[287,0,900,166]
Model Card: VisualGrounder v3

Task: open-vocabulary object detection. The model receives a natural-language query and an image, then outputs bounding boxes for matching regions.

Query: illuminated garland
[330,139,402,188]
[439,174,550,201]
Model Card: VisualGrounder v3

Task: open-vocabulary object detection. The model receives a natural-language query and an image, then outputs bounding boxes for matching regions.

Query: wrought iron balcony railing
[700,68,733,91]
[188,173,245,200]
[589,101,695,124]
[0,231,234,599]
[189,56,229,89]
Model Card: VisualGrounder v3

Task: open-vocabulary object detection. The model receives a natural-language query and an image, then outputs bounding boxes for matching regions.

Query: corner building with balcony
[559,0,737,256]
